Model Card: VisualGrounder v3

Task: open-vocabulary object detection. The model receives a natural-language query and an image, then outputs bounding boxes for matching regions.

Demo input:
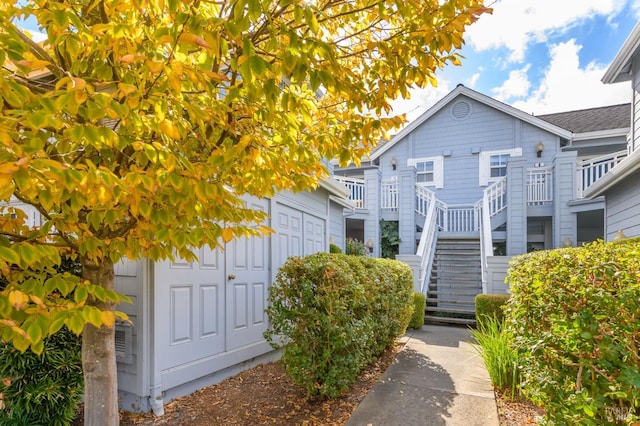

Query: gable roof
[536,104,631,134]
[602,21,640,84]
[370,85,573,161]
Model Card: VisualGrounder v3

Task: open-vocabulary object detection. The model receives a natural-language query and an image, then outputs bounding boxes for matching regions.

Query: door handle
[228,274,236,280]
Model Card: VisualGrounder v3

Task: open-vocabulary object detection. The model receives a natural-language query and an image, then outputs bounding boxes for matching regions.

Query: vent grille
[451,101,471,120]
[115,322,134,365]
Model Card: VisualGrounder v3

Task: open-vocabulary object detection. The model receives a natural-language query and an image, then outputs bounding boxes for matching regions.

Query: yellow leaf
[0,162,19,175]
[75,90,88,104]
[179,33,211,49]
[119,54,138,63]
[101,310,115,327]
[160,120,181,139]
[29,295,46,308]
[8,290,30,310]
[222,227,234,243]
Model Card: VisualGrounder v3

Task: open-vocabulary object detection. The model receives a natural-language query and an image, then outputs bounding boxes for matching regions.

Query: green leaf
[0,246,20,265]
[74,287,88,304]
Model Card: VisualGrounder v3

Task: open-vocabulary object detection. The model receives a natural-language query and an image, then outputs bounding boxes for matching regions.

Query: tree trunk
[81,258,120,426]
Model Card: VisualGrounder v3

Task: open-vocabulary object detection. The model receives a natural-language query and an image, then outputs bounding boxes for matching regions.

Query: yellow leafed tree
[0,0,490,424]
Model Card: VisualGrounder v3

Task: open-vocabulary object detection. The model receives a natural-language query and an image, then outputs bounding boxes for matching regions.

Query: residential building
[334,84,630,322]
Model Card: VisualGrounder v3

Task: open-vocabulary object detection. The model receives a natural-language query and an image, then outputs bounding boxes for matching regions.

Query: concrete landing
[346,324,499,426]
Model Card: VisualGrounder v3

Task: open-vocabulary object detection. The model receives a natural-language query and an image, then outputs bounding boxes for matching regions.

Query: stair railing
[478,185,495,295]
[484,176,507,217]
[415,195,439,294]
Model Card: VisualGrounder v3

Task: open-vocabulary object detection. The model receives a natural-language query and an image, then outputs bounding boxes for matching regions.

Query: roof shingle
[536,104,630,133]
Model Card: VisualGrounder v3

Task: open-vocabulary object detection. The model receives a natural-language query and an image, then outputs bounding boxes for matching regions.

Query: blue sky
[392,0,640,120]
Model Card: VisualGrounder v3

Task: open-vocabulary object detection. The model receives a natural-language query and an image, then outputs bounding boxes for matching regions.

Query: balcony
[336,151,627,213]
[334,176,365,208]
[576,151,627,198]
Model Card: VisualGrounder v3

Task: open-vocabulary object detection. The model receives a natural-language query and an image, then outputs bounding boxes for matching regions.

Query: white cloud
[389,80,453,122]
[509,39,631,114]
[467,72,481,88]
[492,65,531,101]
[465,0,628,62]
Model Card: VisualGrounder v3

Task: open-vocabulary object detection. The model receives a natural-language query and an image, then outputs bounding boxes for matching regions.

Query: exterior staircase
[425,236,482,326]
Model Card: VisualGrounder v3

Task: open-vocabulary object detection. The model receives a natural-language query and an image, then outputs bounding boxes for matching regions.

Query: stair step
[429,278,482,289]
[426,306,476,315]
[428,290,481,296]
[425,315,476,326]
[426,298,475,305]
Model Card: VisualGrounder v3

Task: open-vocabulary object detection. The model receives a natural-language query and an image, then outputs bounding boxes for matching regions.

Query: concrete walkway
[346,324,499,426]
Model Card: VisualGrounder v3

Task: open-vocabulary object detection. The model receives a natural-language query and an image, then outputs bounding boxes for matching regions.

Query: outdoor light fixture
[366,239,374,251]
[536,141,545,158]
[562,236,572,247]
[391,157,397,170]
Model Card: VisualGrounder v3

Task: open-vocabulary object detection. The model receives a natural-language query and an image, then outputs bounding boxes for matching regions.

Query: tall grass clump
[470,315,520,399]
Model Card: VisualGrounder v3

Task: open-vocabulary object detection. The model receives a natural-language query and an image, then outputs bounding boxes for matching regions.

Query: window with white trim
[479,148,522,186]
[408,156,444,189]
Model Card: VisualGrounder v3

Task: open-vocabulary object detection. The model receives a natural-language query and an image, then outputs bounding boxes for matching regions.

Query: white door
[304,213,325,255]
[225,197,270,351]
[155,246,226,369]
[273,203,303,268]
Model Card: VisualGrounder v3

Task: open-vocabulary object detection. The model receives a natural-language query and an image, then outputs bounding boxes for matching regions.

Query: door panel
[304,213,326,255]
[155,246,226,369]
[274,204,303,266]
[225,197,270,351]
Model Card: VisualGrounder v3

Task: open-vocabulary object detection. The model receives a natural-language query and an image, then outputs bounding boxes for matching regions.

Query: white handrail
[527,167,553,205]
[484,177,507,217]
[576,150,627,198]
[478,195,493,295]
[381,177,399,210]
[334,176,366,208]
[415,198,438,294]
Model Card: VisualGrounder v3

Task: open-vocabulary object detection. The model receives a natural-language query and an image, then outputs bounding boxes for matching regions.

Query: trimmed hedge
[265,253,413,398]
[409,292,426,329]
[329,243,342,253]
[475,294,509,326]
[505,238,640,424]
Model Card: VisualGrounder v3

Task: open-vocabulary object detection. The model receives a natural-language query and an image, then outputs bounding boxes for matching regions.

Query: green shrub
[506,238,640,424]
[409,292,426,329]
[0,327,83,426]
[470,315,521,399]
[345,238,366,256]
[265,253,412,398]
[475,294,509,326]
[0,256,83,426]
[329,243,342,253]
[380,220,400,259]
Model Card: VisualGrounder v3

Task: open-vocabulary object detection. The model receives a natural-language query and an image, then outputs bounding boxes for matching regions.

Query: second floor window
[408,156,444,188]
[490,154,510,178]
[479,148,522,186]
[416,161,435,183]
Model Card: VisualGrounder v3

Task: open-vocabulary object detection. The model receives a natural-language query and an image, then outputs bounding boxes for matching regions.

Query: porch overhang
[583,149,640,198]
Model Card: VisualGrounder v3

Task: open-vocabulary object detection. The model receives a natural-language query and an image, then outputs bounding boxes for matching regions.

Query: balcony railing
[381,177,399,210]
[527,167,553,205]
[334,176,365,208]
[577,151,627,198]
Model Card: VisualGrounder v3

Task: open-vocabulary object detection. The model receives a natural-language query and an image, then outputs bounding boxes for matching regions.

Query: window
[416,161,434,183]
[479,148,522,186]
[489,154,510,178]
[408,156,444,188]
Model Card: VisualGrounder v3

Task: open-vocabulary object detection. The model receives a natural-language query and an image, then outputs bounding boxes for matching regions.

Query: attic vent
[451,101,471,120]
[115,321,133,365]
